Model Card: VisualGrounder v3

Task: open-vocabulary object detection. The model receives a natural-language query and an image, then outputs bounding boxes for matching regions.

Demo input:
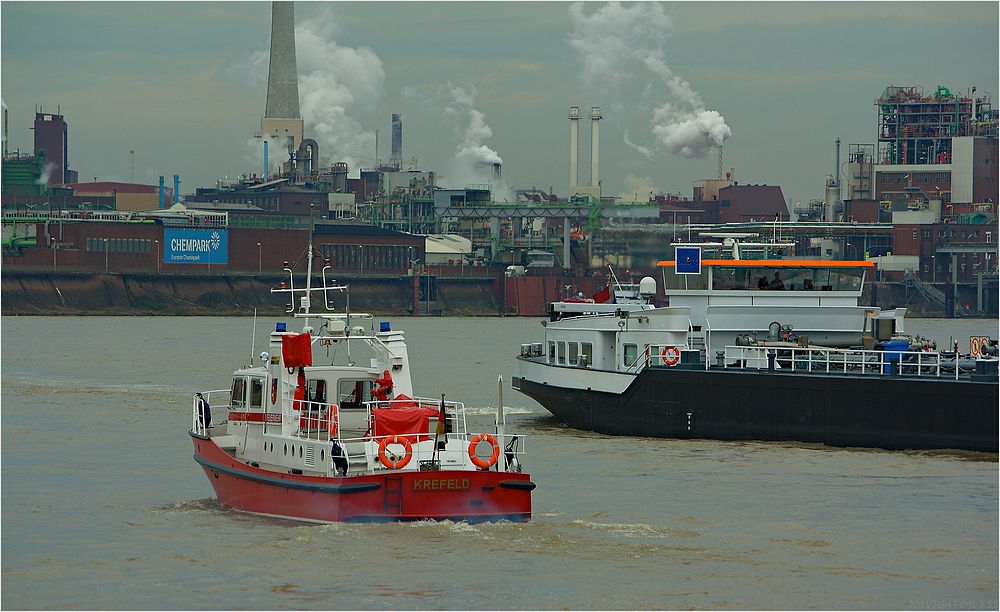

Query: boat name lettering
[413,478,470,491]
[228,411,282,424]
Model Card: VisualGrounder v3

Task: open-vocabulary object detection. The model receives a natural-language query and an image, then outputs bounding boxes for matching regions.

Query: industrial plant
[2,2,997,318]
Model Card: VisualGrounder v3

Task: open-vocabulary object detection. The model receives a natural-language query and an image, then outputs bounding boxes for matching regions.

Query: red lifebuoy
[468,433,500,469]
[661,345,680,366]
[327,404,340,438]
[377,435,412,470]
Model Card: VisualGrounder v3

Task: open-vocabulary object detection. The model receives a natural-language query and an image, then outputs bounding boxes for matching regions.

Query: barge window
[568,342,579,366]
[548,341,556,363]
[581,342,593,367]
[662,266,708,290]
[624,343,638,368]
[557,342,566,365]
[250,378,264,409]
[231,378,246,408]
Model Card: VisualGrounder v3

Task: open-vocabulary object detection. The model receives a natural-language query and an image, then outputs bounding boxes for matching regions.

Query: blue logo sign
[164,229,228,264]
[675,246,701,274]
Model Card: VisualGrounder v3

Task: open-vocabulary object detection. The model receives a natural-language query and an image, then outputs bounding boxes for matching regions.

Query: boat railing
[328,430,527,476]
[191,389,230,436]
[718,345,959,379]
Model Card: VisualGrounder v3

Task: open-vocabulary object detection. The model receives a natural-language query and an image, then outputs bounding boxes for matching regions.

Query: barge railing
[717,345,962,379]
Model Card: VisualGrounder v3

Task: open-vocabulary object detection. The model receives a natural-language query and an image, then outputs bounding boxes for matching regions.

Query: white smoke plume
[568,1,731,159]
[435,84,512,201]
[297,9,384,171]
[242,9,385,177]
[36,163,55,186]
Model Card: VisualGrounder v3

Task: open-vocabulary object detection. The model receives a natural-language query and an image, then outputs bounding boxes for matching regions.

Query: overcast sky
[2,1,997,207]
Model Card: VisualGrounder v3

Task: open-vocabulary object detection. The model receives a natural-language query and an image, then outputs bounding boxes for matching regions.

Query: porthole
[320,449,325,461]
[299,445,303,457]
[283,443,287,456]
[292,446,296,457]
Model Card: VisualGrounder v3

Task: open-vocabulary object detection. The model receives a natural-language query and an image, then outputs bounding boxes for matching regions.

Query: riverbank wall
[2,270,996,317]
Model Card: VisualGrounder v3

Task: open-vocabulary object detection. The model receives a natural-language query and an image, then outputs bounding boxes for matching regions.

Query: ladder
[384,476,402,516]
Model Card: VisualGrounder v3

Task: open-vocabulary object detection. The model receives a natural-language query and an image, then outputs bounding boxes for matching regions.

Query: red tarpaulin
[372,407,440,442]
[282,333,313,368]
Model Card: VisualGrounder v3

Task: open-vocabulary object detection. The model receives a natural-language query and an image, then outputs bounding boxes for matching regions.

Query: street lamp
[931,254,936,283]
[257,242,262,274]
[104,238,109,273]
[154,239,160,274]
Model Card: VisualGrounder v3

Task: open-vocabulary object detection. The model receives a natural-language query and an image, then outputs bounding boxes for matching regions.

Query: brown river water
[2,316,997,610]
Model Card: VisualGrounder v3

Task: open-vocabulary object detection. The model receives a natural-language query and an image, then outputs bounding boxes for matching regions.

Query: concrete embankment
[1,271,502,316]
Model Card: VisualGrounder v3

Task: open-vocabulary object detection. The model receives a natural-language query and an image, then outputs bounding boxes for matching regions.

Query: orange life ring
[327,404,340,438]
[468,433,500,469]
[661,345,680,366]
[377,435,412,470]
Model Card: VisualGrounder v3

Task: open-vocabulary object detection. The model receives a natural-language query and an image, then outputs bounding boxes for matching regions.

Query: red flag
[593,285,611,304]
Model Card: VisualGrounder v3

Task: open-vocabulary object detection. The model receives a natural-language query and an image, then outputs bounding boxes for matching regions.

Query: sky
[2,1,998,208]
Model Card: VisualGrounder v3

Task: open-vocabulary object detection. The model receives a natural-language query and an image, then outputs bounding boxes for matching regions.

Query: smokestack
[391,114,402,168]
[568,107,580,188]
[835,138,841,187]
[159,176,164,210]
[590,107,602,188]
[173,174,180,204]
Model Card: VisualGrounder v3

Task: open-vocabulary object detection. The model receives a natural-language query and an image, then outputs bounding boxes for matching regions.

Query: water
[2,316,997,610]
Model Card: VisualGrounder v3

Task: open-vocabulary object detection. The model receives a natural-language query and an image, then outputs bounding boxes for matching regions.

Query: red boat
[189,256,533,523]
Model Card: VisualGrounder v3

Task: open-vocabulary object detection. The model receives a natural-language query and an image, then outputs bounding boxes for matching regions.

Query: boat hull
[191,434,534,523]
[514,362,999,453]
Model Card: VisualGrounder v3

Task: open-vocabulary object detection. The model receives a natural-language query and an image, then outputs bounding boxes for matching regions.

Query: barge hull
[514,367,998,453]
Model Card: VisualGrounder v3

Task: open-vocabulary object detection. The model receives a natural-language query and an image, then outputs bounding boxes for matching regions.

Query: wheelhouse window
[568,342,579,366]
[557,342,566,365]
[339,379,373,409]
[548,341,556,363]
[250,378,264,408]
[581,342,593,367]
[231,378,246,408]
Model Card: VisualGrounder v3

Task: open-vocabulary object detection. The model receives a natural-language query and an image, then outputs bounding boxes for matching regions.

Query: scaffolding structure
[876,86,997,166]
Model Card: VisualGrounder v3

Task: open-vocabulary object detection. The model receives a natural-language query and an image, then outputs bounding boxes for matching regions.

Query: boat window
[548,341,556,363]
[623,344,638,368]
[557,342,566,365]
[339,379,374,409]
[662,266,709,290]
[250,378,264,408]
[581,342,593,367]
[568,342,579,366]
[307,379,327,411]
[712,267,751,290]
[231,378,246,408]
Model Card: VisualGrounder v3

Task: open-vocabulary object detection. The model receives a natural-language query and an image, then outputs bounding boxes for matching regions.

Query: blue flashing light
[380,321,391,333]
[276,322,287,332]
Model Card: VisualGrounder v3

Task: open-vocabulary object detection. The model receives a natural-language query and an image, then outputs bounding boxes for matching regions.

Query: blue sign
[675,246,701,274]
[164,229,228,264]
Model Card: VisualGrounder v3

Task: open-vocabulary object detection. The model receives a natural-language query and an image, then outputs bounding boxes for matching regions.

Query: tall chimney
[391,113,402,168]
[590,107,602,189]
[568,107,580,188]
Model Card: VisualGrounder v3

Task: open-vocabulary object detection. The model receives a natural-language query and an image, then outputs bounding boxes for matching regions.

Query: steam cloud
[243,9,385,177]
[568,1,731,159]
[434,84,512,202]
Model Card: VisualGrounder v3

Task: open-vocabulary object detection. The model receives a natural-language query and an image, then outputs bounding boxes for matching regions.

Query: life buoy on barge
[661,345,680,366]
